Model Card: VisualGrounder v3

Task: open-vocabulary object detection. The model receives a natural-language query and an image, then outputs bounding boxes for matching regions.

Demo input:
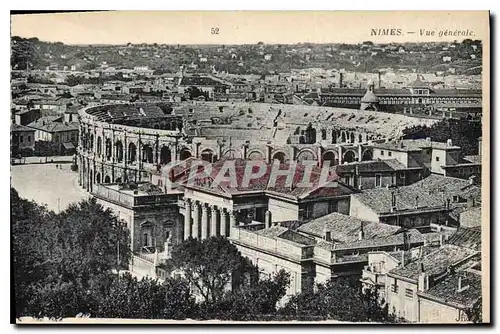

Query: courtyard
[11,160,90,212]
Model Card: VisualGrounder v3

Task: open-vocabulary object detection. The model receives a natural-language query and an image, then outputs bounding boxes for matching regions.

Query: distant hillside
[10,36,483,75]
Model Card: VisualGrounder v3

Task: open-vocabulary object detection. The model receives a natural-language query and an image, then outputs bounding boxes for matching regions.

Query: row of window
[19,135,32,144]
[390,284,414,299]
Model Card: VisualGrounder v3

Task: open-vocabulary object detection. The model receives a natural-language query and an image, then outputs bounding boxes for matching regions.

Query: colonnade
[183,199,237,240]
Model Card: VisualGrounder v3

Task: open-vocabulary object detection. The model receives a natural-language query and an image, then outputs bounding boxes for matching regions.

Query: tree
[12,192,131,319]
[94,273,196,319]
[164,236,251,304]
[279,279,394,323]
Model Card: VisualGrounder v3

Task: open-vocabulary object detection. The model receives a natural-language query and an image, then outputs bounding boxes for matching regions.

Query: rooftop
[27,116,79,133]
[389,244,478,281]
[335,159,408,174]
[11,123,35,132]
[447,227,481,252]
[419,270,482,309]
[374,138,461,152]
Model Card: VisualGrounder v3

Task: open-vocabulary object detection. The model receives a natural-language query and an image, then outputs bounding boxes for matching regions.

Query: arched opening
[140,221,155,251]
[362,150,373,161]
[96,173,101,184]
[104,175,111,183]
[97,137,102,155]
[305,123,316,144]
[89,170,93,192]
[358,134,363,143]
[343,150,356,163]
[323,151,339,166]
[115,177,122,183]
[128,142,137,163]
[142,144,154,163]
[341,132,347,143]
[180,148,192,161]
[201,149,217,163]
[321,129,327,140]
[115,141,124,163]
[160,146,172,165]
[297,150,316,163]
[89,134,94,152]
[332,130,337,144]
[299,136,305,144]
[224,149,240,159]
[248,150,264,161]
[350,132,355,144]
[272,152,286,164]
[105,138,112,160]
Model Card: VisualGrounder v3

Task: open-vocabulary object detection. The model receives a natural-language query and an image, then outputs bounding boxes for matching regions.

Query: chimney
[400,250,405,267]
[378,71,382,88]
[418,272,429,292]
[440,234,446,247]
[426,137,431,143]
[457,276,470,293]
[446,139,453,146]
[391,190,397,212]
[468,176,475,186]
[339,72,343,88]
[324,230,332,242]
[265,210,272,229]
[358,227,364,241]
[415,195,419,209]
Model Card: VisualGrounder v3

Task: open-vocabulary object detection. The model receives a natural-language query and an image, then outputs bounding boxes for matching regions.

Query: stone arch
[89,133,94,151]
[96,172,101,184]
[160,146,172,165]
[350,132,355,144]
[180,148,192,160]
[142,144,154,163]
[358,134,363,143]
[115,140,124,162]
[305,123,317,144]
[331,130,337,144]
[298,136,306,144]
[128,142,137,163]
[140,221,154,249]
[296,149,317,163]
[343,150,356,163]
[272,151,287,164]
[97,136,102,155]
[223,149,241,159]
[201,148,217,163]
[105,138,112,160]
[321,129,327,140]
[341,132,347,143]
[247,149,265,161]
[104,175,111,183]
[322,150,339,166]
[362,149,373,161]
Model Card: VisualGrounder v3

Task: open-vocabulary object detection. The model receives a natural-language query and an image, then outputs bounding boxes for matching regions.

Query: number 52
[211,27,219,35]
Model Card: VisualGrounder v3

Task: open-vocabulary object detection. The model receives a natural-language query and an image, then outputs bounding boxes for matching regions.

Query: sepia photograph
[9,10,490,324]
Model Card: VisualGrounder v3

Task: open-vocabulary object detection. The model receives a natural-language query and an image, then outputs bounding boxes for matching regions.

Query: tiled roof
[389,244,478,281]
[298,212,401,242]
[353,174,480,215]
[419,270,481,309]
[27,116,79,133]
[335,159,407,174]
[447,227,481,251]
[463,155,482,164]
[11,124,35,132]
[332,229,426,251]
[373,139,461,152]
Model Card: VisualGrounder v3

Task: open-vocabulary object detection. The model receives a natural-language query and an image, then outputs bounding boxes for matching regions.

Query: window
[388,151,392,157]
[380,150,385,156]
[20,136,24,143]
[375,174,382,188]
[328,201,338,213]
[405,288,414,299]
[390,284,399,293]
[304,205,313,219]
[436,156,440,162]
[27,136,31,143]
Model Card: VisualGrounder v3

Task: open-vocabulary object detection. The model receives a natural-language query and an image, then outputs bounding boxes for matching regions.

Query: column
[220,209,228,237]
[184,200,192,240]
[338,145,343,165]
[229,210,237,237]
[317,145,323,167]
[201,203,208,239]
[358,145,363,162]
[210,206,218,237]
[192,201,200,239]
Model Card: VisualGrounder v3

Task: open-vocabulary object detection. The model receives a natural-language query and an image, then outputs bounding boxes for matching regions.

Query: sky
[10,11,489,45]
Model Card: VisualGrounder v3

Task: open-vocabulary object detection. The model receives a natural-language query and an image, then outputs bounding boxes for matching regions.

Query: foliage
[279,279,395,323]
[164,236,250,304]
[12,190,131,319]
[186,86,210,100]
[403,118,482,155]
[94,273,196,319]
